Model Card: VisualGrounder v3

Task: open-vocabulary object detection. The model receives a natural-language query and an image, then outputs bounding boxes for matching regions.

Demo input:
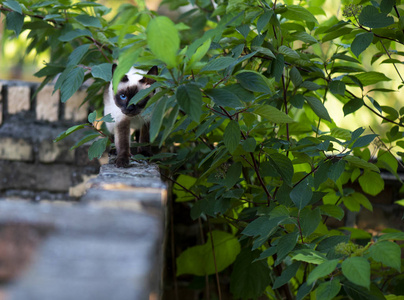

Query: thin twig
[369,126,404,170]
[379,41,404,83]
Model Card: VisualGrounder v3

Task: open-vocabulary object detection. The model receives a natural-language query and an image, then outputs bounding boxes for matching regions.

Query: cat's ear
[112,63,117,75]
[140,66,158,85]
[147,66,158,76]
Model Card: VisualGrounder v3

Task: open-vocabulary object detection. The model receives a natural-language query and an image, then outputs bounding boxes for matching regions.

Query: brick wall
[0,80,104,201]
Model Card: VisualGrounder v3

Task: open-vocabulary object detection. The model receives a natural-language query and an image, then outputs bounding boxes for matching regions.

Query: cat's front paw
[115,155,130,168]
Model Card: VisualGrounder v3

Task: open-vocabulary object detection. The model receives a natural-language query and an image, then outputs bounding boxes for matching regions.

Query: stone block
[0,201,164,300]
[0,137,33,161]
[0,161,73,192]
[63,90,88,122]
[7,86,30,114]
[36,85,59,122]
[38,140,75,164]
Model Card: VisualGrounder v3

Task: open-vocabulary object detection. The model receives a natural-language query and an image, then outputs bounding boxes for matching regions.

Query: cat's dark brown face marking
[113,66,158,117]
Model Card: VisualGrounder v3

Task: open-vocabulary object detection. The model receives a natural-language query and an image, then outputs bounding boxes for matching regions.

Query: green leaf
[176,230,241,276]
[370,241,401,272]
[278,45,300,60]
[59,29,92,42]
[317,235,349,253]
[54,124,87,142]
[223,121,241,154]
[343,98,364,116]
[88,111,97,124]
[3,0,22,14]
[242,137,256,152]
[291,31,318,44]
[252,46,276,58]
[271,53,285,82]
[150,96,168,142]
[322,27,353,42]
[205,88,243,108]
[343,155,380,172]
[67,44,90,67]
[343,281,387,300]
[301,81,321,91]
[331,128,351,140]
[290,67,303,87]
[60,67,85,103]
[128,82,160,106]
[380,0,395,14]
[257,10,274,33]
[300,208,321,236]
[254,105,295,124]
[351,32,374,58]
[351,134,377,149]
[88,137,109,160]
[359,5,394,29]
[147,16,180,68]
[276,231,299,264]
[319,205,345,221]
[290,180,313,210]
[5,11,24,36]
[329,80,346,95]
[305,96,331,122]
[187,38,211,68]
[70,133,100,150]
[112,44,142,93]
[292,249,327,264]
[176,84,202,123]
[316,279,341,300]
[307,259,339,284]
[342,257,371,289]
[173,174,197,202]
[75,15,102,28]
[230,249,271,300]
[267,153,294,185]
[273,261,301,289]
[224,162,242,188]
[202,57,235,72]
[236,71,272,94]
[160,105,179,147]
[359,171,384,196]
[378,232,404,241]
[91,63,113,82]
[355,72,391,86]
[281,5,318,23]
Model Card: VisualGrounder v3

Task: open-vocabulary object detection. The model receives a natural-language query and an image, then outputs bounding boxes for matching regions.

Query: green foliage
[3,0,404,298]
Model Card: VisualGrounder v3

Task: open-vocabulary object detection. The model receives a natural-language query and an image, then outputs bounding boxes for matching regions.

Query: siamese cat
[104,65,158,168]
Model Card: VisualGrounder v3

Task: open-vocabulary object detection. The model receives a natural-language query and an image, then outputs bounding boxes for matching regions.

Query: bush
[2,0,404,298]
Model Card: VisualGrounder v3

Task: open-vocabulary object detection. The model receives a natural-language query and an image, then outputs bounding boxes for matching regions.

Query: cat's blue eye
[119,94,127,101]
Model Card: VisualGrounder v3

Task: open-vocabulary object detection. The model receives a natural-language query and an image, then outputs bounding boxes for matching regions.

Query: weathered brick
[38,140,75,164]
[0,161,73,192]
[64,90,88,122]
[36,85,59,122]
[7,86,30,114]
[0,137,33,161]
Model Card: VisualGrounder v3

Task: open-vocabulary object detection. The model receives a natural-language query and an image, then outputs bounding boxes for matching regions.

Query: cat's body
[104,65,157,168]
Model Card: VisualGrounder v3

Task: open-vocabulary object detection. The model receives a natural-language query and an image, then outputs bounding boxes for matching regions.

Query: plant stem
[206,216,222,300]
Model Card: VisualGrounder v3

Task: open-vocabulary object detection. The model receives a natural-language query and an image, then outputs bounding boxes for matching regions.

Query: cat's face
[114,66,158,116]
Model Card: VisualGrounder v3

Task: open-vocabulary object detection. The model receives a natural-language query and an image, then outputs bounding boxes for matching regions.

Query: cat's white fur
[104,67,149,135]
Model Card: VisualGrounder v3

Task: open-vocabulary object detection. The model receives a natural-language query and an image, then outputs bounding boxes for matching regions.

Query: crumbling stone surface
[0,162,166,300]
[0,199,164,300]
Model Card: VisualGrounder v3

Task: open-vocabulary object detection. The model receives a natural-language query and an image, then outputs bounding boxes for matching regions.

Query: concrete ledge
[0,162,166,300]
